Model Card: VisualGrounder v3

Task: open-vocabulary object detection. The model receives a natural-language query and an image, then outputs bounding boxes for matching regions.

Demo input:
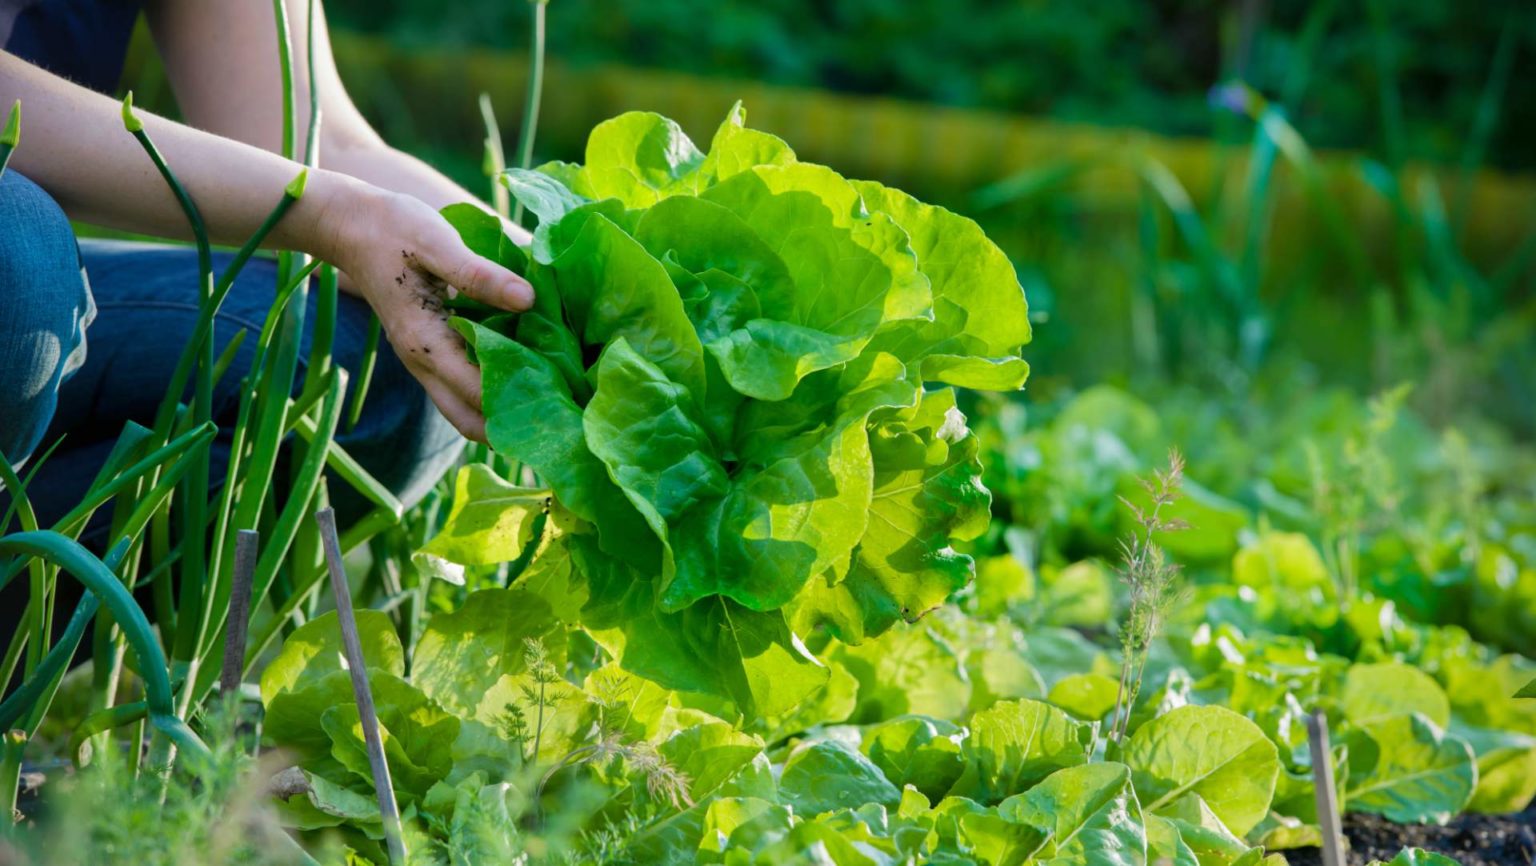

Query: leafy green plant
[427,103,1032,718]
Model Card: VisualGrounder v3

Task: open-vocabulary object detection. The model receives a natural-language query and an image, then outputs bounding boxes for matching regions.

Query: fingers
[419,222,534,312]
[421,375,487,444]
[386,304,488,444]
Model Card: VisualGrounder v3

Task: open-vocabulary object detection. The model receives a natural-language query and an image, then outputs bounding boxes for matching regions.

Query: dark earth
[1284,802,1536,866]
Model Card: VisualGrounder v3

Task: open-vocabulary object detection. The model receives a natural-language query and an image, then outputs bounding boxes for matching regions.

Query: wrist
[274,168,390,268]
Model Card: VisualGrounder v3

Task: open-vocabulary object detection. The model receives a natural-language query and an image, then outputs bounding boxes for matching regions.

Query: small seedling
[1108,450,1188,744]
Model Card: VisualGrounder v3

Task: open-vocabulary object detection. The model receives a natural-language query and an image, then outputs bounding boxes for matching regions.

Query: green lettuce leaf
[862,716,967,802]
[1342,662,1452,728]
[996,762,1147,866]
[790,389,990,643]
[258,610,405,708]
[418,464,549,567]
[1344,713,1476,823]
[956,698,1092,804]
[780,739,902,816]
[1122,705,1280,837]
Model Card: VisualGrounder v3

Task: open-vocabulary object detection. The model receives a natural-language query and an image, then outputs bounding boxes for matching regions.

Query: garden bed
[1288,802,1536,866]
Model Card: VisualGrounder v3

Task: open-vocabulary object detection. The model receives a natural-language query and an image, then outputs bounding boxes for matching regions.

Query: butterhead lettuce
[436,104,1030,718]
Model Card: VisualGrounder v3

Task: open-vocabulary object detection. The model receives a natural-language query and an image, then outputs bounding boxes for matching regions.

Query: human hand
[313,179,532,442]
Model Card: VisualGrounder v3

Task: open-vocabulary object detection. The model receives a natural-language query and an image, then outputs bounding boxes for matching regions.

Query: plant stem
[510,0,549,226]
[0,99,19,180]
[316,507,407,865]
[479,93,510,218]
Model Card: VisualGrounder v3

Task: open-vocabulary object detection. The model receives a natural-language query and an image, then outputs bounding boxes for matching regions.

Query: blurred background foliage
[124,0,1536,433]
[328,0,1535,173]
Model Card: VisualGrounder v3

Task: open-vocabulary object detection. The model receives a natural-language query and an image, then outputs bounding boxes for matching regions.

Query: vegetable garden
[3,2,1535,865]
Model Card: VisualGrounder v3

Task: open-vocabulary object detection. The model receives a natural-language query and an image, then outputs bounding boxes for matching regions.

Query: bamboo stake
[1307,709,1346,866]
[219,530,260,697]
[315,507,406,864]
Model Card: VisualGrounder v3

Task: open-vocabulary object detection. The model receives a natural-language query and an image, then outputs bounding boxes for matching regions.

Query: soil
[1283,802,1536,865]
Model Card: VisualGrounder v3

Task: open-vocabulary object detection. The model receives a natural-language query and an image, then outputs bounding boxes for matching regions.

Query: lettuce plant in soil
[430,103,1032,718]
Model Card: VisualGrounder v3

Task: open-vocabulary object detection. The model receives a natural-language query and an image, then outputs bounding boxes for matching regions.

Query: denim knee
[0,172,94,466]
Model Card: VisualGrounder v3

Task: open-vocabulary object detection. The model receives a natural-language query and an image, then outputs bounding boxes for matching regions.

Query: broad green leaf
[258,610,404,706]
[972,553,1034,619]
[707,319,867,402]
[576,537,828,718]
[659,721,766,803]
[862,716,966,802]
[459,320,658,568]
[1232,532,1330,593]
[699,101,796,182]
[1153,795,1276,866]
[835,624,972,723]
[633,186,895,400]
[698,797,791,863]
[780,739,902,816]
[967,643,1048,715]
[501,167,587,226]
[275,770,383,834]
[1036,560,1115,628]
[579,111,705,206]
[440,202,528,275]
[853,179,1031,360]
[1516,676,1536,699]
[920,354,1031,391]
[418,464,549,566]
[997,762,1147,866]
[1122,705,1280,837]
[410,587,565,723]
[1145,815,1200,866]
[583,337,729,550]
[528,197,637,264]
[734,349,918,474]
[958,698,1091,803]
[663,417,874,612]
[550,213,707,397]
[264,671,435,773]
[1345,713,1476,823]
[792,391,990,644]
[323,695,459,801]
[1048,673,1121,722]
[632,195,796,312]
[1342,662,1451,728]
[1021,627,1115,689]
[1232,531,1338,626]
[1452,721,1536,814]
[702,163,930,345]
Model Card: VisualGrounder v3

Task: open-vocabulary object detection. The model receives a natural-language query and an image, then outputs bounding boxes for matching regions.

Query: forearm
[0,52,361,261]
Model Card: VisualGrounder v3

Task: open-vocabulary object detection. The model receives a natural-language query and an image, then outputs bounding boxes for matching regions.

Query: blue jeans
[0,170,464,537]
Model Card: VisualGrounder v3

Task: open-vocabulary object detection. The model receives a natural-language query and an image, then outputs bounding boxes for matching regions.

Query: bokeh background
[128,0,1536,435]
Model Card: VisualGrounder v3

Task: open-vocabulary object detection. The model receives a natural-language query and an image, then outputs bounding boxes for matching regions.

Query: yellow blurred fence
[330,33,1535,265]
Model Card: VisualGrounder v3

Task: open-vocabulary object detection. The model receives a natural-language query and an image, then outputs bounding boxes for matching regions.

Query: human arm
[144,0,529,243]
[0,52,528,441]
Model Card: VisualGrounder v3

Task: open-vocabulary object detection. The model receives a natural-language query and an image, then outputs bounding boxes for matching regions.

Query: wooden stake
[220,529,260,698]
[315,507,406,864]
[1307,709,1346,866]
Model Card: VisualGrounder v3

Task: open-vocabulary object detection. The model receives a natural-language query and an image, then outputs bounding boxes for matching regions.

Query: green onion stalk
[510,0,550,227]
[0,100,19,179]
